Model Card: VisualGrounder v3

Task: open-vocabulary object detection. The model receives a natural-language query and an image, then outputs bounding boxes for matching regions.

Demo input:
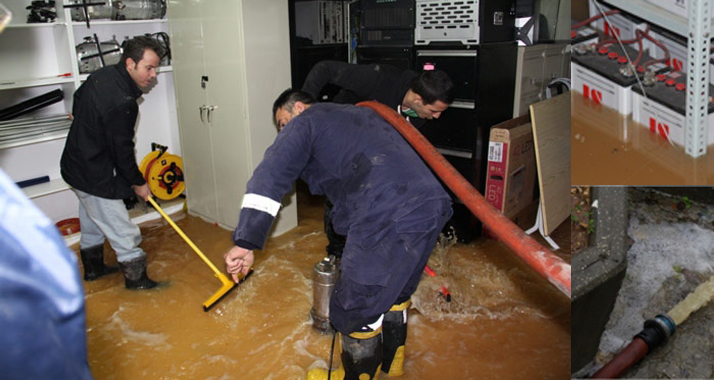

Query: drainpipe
[357,101,571,298]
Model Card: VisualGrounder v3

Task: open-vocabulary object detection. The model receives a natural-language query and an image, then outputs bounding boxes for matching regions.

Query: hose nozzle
[592,314,676,379]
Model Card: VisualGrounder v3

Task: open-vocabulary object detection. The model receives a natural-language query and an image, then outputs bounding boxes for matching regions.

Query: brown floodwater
[71,189,571,379]
[572,92,714,185]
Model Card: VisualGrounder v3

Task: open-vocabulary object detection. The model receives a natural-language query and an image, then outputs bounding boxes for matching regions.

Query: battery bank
[572,43,662,114]
[631,73,714,147]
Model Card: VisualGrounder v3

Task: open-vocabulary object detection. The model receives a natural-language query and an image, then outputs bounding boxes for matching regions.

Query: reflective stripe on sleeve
[241,193,281,216]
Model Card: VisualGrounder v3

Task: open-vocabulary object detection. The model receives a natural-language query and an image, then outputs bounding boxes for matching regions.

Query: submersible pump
[311,256,339,332]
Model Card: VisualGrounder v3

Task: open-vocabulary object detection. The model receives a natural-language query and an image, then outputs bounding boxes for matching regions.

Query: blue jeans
[73,189,145,263]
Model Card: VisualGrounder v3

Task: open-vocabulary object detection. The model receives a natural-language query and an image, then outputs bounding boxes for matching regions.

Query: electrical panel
[295,1,349,45]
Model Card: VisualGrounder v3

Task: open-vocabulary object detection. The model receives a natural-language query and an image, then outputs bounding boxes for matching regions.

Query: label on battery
[488,142,504,162]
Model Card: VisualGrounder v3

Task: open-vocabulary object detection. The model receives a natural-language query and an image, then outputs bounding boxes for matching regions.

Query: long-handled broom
[147,197,252,311]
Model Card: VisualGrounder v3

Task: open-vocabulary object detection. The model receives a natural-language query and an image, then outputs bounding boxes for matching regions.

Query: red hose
[591,338,649,378]
[357,101,571,298]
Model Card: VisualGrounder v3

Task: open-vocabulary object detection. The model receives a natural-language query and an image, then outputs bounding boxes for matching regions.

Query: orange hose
[357,101,571,298]
[591,338,649,378]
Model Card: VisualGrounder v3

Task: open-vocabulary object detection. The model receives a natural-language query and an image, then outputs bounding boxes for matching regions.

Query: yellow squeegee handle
[147,197,224,277]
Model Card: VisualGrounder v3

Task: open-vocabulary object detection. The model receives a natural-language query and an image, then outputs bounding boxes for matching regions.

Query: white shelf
[5,22,67,29]
[70,19,168,26]
[0,129,69,150]
[0,76,74,90]
[22,178,70,199]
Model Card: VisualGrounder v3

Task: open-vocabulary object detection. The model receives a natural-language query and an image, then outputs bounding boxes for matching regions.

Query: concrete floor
[575,187,714,378]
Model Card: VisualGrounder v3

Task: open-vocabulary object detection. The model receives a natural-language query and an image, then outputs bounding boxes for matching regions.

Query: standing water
[73,190,570,379]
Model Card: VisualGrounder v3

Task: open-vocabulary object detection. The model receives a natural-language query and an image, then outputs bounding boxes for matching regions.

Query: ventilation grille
[415,0,479,45]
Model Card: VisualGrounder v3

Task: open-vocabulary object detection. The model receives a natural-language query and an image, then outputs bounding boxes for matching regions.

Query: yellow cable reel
[139,143,185,200]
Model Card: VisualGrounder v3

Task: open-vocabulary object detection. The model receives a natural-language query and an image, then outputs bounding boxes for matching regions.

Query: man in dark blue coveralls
[223,89,452,379]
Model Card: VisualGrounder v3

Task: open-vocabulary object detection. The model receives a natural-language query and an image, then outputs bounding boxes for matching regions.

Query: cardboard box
[484,114,537,220]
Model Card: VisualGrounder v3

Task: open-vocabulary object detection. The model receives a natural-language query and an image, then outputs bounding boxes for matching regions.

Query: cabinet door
[167,0,218,221]
[201,0,252,228]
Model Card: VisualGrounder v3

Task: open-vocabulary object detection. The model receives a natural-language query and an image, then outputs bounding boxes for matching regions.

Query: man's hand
[224,245,254,283]
[133,183,151,202]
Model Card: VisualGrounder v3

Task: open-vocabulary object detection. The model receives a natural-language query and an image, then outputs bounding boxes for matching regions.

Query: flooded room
[0,0,571,379]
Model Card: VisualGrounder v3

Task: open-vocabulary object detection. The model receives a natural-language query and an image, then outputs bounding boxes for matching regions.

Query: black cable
[327,329,336,380]
[146,32,171,64]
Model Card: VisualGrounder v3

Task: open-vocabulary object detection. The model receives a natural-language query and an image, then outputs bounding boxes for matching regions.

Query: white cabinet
[0,0,179,224]
[167,0,298,235]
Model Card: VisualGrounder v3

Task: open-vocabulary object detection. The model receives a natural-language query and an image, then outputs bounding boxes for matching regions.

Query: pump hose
[591,338,649,378]
[356,101,571,298]
[591,314,676,378]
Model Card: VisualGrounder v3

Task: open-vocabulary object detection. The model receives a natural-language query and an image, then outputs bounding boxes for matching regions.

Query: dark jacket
[300,61,426,129]
[232,103,451,250]
[61,64,146,199]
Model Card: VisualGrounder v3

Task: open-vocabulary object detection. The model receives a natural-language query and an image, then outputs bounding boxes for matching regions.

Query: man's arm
[104,102,146,188]
[301,60,381,100]
[231,118,313,250]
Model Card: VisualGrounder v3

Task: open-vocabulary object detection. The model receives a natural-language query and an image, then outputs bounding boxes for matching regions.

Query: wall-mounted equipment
[67,0,166,22]
[76,34,122,74]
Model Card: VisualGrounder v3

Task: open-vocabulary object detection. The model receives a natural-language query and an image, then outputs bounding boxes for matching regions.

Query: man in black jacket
[224,89,453,379]
[301,60,454,261]
[60,36,164,289]
[301,60,454,130]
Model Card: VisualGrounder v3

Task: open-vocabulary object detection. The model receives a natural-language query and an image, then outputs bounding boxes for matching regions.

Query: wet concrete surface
[577,188,714,378]
[70,185,570,379]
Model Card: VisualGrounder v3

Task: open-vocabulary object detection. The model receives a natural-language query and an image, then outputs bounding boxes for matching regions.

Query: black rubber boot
[119,257,158,290]
[79,244,119,281]
[306,329,383,380]
[341,330,383,379]
[382,300,411,376]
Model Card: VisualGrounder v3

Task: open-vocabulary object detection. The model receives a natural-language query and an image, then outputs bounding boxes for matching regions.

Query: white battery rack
[601,0,712,157]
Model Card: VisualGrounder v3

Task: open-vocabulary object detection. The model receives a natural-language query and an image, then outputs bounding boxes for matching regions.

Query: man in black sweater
[301,60,454,130]
[61,36,164,289]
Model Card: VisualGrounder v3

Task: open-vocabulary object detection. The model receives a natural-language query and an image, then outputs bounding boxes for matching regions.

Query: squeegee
[147,197,252,311]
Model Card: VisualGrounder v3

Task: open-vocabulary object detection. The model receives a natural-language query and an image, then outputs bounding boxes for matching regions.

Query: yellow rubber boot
[306,329,383,380]
[307,334,345,380]
[381,300,411,376]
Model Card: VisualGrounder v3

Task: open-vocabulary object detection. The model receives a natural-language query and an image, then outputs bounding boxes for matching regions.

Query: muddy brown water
[71,191,570,379]
[571,92,714,185]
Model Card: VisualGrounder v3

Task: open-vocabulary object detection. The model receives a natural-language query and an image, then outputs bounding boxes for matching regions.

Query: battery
[647,27,714,85]
[571,22,599,47]
[631,73,714,147]
[588,0,647,43]
[571,43,663,114]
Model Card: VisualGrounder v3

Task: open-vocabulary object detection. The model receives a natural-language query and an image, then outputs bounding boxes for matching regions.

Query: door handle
[199,105,208,123]
[207,105,218,123]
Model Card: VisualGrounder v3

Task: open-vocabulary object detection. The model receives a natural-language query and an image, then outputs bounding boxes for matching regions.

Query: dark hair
[272,88,316,119]
[409,70,454,105]
[121,36,165,65]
